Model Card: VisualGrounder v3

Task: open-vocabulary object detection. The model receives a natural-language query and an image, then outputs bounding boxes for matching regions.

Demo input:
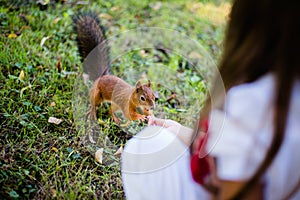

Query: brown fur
[73,13,156,122]
[89,75,155,122]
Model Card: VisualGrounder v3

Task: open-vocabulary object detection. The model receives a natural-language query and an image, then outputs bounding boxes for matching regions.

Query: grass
[0,0,229,199]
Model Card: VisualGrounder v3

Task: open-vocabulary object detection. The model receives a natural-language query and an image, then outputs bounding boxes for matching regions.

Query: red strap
[190,119,211,185]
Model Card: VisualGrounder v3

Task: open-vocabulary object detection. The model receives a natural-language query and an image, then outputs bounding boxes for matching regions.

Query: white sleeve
[206,84,273,180]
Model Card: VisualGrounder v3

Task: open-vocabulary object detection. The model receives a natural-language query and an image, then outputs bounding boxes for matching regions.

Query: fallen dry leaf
[55,58,62,72]
[48,117,63,125]
[140,49,148,57]
[114,146,123,158]
[88,130,96,144]
[75,1,89,5]
[51,188,57,198]
[188,51,202,59]
[20,26,31,31]
[110,6,119,11]
[53,17,61,24]
[99,13,113,20]
[40,36,50,47]
[95,148,104,164]
[150,2,162,10]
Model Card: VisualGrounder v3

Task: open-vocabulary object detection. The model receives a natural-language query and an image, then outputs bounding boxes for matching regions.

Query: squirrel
[73,13,156,123]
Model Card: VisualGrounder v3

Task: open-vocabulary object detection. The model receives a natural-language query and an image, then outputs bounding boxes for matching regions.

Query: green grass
[0,0,228,199]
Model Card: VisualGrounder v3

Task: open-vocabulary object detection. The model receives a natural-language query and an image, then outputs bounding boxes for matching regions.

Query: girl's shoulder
[227,73,275,108]
[226,73,300,122]
[207,74,300,182]
[221,74,276,131]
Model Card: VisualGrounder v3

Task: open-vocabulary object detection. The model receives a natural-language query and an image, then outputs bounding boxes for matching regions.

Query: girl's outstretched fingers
[147,116,165,126]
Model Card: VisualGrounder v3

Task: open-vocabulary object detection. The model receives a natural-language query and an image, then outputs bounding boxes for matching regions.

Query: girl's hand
[147,116,194,146]
[147,116,182,134]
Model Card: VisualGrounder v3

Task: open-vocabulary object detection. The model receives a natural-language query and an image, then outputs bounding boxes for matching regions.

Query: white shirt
[207,74,300,200]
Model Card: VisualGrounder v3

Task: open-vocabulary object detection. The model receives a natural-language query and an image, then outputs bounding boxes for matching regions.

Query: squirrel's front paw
[129,112,148,122]
[137,115,148,123]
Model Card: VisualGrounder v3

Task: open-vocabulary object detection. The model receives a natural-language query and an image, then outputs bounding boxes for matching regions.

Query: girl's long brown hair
[199,0,300,199]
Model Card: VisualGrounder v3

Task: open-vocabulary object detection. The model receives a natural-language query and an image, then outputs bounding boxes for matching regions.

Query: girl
[121,0,300,199]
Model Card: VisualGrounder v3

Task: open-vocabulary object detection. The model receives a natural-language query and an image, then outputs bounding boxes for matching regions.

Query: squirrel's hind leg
[88,86,103,120]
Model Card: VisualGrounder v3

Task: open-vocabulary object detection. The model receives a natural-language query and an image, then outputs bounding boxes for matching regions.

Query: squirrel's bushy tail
[73,12,110,81]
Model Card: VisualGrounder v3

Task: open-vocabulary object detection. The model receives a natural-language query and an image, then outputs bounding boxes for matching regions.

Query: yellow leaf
[97,118,106,125]
[51,147,58,153]
[19,70,25,80]
[8,33,17,38]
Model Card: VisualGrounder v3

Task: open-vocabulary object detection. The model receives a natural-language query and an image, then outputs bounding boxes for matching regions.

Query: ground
[0,0,229,199]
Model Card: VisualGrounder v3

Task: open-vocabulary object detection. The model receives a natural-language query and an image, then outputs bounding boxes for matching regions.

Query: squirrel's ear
[147,80,151,87]
[136,81,142,89]
[136,81,142,93]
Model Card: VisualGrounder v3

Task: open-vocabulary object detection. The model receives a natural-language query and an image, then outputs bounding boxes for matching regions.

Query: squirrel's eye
[140,96,145,101]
